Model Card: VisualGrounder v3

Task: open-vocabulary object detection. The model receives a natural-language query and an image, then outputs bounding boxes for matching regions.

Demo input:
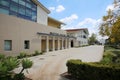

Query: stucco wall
[0,14,66,56]
[48,19,61,28]
[37,6,48,25]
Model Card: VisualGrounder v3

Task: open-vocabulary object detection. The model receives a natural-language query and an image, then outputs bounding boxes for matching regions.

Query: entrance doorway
[71,40,74,47]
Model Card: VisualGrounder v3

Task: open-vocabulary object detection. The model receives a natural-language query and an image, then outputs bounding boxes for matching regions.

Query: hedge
[66,59,120,80]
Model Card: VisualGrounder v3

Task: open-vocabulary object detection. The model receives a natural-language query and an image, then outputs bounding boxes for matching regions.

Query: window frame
[4,40,12,51]
[24,40,30,49]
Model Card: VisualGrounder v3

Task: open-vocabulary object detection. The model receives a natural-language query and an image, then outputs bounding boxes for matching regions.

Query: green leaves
[22,59,33,69]
[0,54,5,61]
[0,57,19,73]
[0,54,33,79]
[66,59,120,80]
[4,57,20,71]
[0,62,7,74]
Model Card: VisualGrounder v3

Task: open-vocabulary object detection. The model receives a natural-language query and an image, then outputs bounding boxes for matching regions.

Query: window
[26,8,31,17]
[0,8,9,14]
[10,3,18,12]
[4,40,12,51]
[19,0,25,6]
[26,3,31,8]
[32,11,37,21]
[26,0,31,2]
[24,40,30,49]
[11,0,19,3]
[0,0,37,22]
[19,6,25,15]
[0,0,9,7]
[32,5,37,11]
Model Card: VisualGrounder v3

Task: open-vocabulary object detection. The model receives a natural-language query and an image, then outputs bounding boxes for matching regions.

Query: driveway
[15,45,104,80]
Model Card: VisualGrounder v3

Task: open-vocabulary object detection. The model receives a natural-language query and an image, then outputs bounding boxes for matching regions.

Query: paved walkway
[15,45,104,80]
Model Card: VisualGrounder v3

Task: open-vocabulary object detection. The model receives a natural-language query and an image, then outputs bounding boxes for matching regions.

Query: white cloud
[48,5,65,13]
[77,18,101,28]
[61,18,103,39]
[49,7,55,11]
[60,14,78,23]
[77,18,102,37]
[106,4,114,11]
[56,5,65,12]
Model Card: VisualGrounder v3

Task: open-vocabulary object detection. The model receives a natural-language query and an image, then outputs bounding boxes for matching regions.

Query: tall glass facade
[0,0,37,22]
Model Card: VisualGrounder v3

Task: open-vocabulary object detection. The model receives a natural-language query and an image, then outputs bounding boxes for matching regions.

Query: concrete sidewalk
[15,45,104,80]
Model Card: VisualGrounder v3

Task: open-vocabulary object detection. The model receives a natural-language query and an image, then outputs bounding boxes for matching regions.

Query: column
[39,36,42,52]
[69,39,71,48]
[46,36,49,52]
[52,37,55,51]
[57,38,60,50]
[62,38,64,49]
[65,38,67,49]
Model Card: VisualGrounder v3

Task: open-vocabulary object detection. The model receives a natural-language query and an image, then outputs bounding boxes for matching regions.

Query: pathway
[15,45,104,80]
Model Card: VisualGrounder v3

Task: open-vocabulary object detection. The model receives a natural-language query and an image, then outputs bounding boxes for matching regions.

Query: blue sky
[39,0,113,39]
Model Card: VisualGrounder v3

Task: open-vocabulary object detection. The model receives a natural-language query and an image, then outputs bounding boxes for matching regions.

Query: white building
[66,28,89,47]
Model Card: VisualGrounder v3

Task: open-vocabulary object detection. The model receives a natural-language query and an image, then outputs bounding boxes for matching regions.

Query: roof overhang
[32,0,50,14]
[48,16,66,25]
[66,28,89,34]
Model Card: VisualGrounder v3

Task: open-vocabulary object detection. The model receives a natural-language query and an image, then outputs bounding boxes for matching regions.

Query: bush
[0,54,33,80]
[17,52,27,59]
[101,51,116,64]
[32,50,43,56]
[103,45,120,64]
[66,59,120,80]
[0,56,20,79]
[0,54,5,61]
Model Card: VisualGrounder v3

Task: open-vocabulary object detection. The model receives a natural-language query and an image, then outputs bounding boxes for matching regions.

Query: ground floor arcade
[37,32,75,52]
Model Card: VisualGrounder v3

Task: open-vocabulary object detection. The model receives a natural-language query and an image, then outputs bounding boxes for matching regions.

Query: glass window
[32,11,37,21]
[19,0,25,6]
[10,3,18,12]
[4,40,12,51]
[26,0,31,2]
[0,0,9,7]
[26,3,31,8]
[11,0,19,3]
[10,11,17,16]
[32,5,37,11]
[26,9,31,17]
[0,8,9,15]
[19,6,25,15]
[24,40,30,49]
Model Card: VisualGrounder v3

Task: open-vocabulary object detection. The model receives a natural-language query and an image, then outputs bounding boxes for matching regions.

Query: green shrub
[22,59,33,69]
[17,52,27,59]
[101,51,116,64]
[33,50,43,56]
[0,54,33,80]
[0,57,20,79]
[0,54,5,61]
[66,59,120,80]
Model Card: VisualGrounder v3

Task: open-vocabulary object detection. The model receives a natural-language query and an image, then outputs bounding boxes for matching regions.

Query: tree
[89,33,97,45]
[99,0,120,44]
[110,17,120,43]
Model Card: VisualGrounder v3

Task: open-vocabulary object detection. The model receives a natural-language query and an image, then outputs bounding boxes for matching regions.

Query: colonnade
[39,35,74,52]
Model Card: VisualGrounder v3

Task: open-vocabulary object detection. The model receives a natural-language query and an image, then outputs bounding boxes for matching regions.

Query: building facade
[66,28,89,47]
[0,0,75,56]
